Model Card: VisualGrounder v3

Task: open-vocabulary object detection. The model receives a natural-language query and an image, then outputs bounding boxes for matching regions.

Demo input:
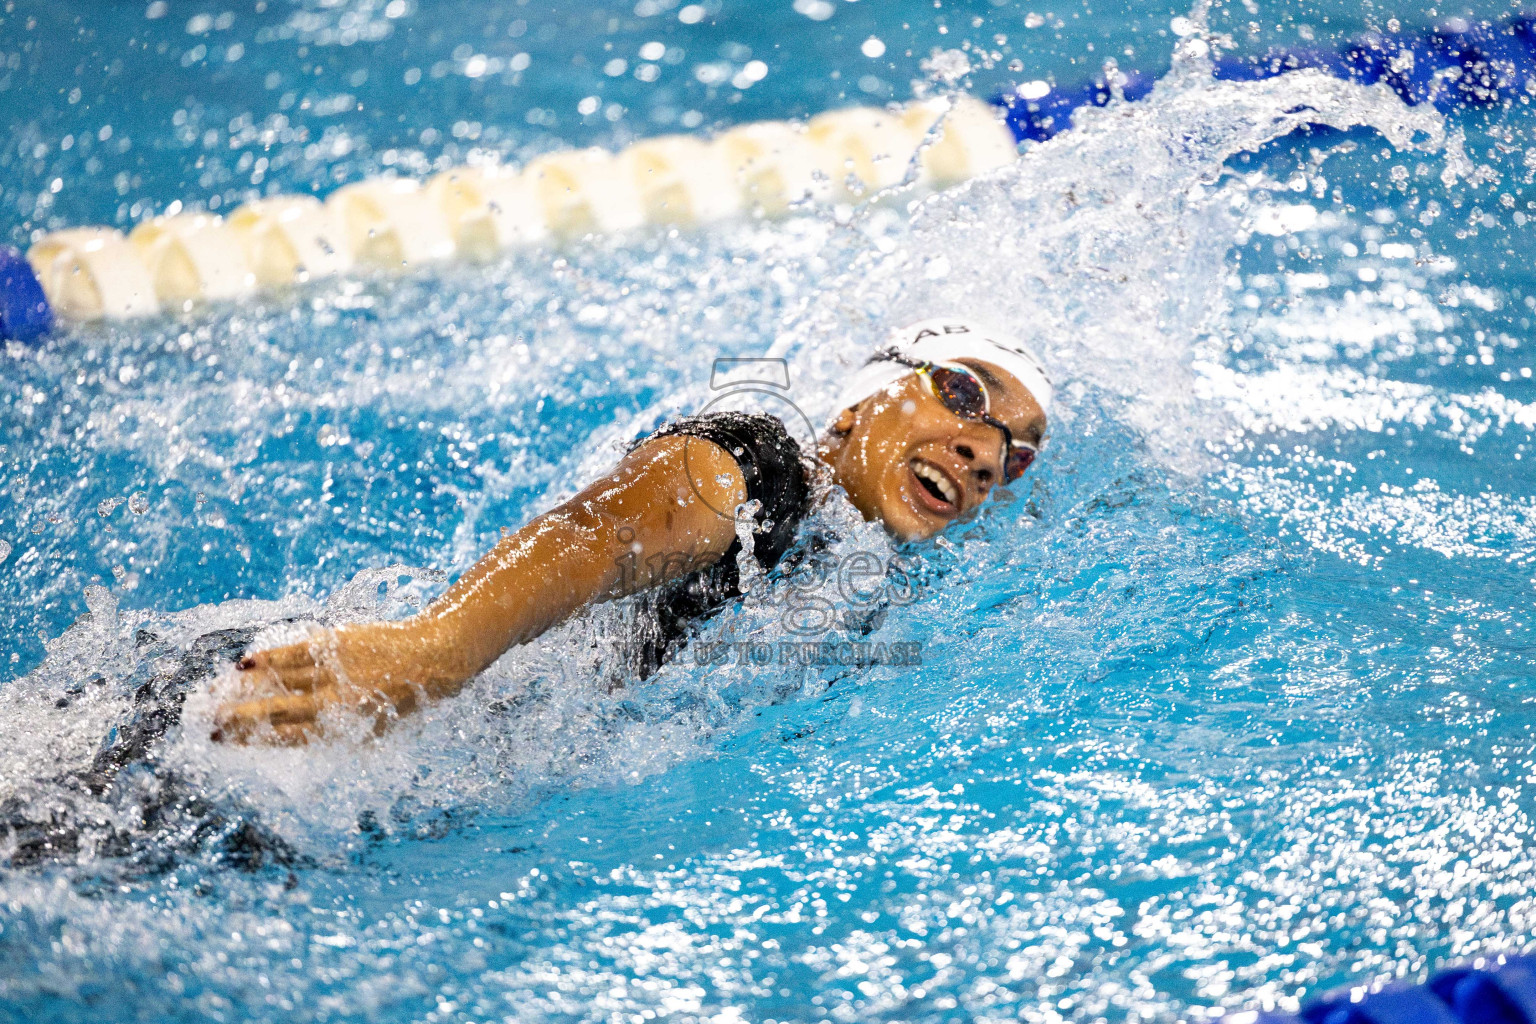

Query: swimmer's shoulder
[636,411,813,565]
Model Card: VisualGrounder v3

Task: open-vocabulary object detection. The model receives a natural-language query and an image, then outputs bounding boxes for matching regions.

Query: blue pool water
[4,0,1536,1022]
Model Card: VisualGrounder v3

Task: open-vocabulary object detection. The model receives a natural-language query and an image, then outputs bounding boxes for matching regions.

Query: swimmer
[211,317,1052,745]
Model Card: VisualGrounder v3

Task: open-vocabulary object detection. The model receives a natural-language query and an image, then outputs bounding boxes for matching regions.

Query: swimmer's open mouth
[909,458,961,515]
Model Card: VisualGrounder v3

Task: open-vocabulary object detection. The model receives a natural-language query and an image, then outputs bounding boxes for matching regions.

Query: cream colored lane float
[428,165,549,262]
[807,105,923,199]
[27,228,161,321]
[905,97,1021,185]
[621,135,741,226]
[227,196,353,285]
[715,121,831,214]
[27,96,1014,322]
[326,178,460,270]
[129,213,256,309]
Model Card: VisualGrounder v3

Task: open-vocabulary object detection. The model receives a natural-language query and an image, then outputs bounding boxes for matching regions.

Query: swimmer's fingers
[235,643,339,695]
[211,692,324,745]
[254,691,325,727]
[272,721,322,746]
[237,642,318,674]
[248,664,332,694]
[210,681,407,744]
[258,686,404,745]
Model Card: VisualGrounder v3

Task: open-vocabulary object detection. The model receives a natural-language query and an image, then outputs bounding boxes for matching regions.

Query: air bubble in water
[97,496,125,517]
[127,492,149,515]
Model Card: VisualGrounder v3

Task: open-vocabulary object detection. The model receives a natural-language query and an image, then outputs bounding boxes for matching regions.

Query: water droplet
[98,496,125,517]
[84,585,117,625]
[127,492,149,515]
[921,48,972,85]
[0,540,10,563]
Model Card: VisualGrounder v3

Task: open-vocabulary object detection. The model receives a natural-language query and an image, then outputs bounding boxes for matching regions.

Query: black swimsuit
[625,411,815,676]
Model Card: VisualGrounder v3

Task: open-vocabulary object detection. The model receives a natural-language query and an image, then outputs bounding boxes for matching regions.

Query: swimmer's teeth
[914,463,958,505]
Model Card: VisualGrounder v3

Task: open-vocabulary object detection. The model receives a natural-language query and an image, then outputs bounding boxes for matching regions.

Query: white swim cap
[832,317,1054,419]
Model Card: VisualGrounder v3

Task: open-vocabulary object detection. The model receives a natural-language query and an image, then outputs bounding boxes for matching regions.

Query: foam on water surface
[1,20,1535,1024]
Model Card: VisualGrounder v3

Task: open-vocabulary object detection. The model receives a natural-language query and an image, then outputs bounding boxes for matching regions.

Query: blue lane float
[1253,955,1536,1024]
[992,12,1536,142]
[0,245,52,344]
[995,69,1158,143]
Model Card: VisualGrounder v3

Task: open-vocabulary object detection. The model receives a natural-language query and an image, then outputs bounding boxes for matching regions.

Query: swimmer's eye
[1003,444,1036,482]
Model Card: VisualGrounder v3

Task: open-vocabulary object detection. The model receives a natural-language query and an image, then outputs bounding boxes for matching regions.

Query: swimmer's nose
[953,439,999,490]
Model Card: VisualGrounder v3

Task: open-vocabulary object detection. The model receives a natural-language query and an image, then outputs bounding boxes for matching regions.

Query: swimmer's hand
[210,622,464,745]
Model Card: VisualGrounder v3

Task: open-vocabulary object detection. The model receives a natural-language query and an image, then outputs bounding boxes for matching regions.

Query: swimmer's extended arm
[211,435,747,745]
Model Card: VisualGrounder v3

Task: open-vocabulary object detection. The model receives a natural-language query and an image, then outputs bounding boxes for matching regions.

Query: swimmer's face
[819,359,1047,542]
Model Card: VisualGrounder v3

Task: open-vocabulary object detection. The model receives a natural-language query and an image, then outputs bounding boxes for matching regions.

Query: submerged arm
[212,435,747,744]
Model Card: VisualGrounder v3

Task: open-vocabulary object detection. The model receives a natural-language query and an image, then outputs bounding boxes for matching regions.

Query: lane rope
[5,12,1534,342]
[2,96,1015,338]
